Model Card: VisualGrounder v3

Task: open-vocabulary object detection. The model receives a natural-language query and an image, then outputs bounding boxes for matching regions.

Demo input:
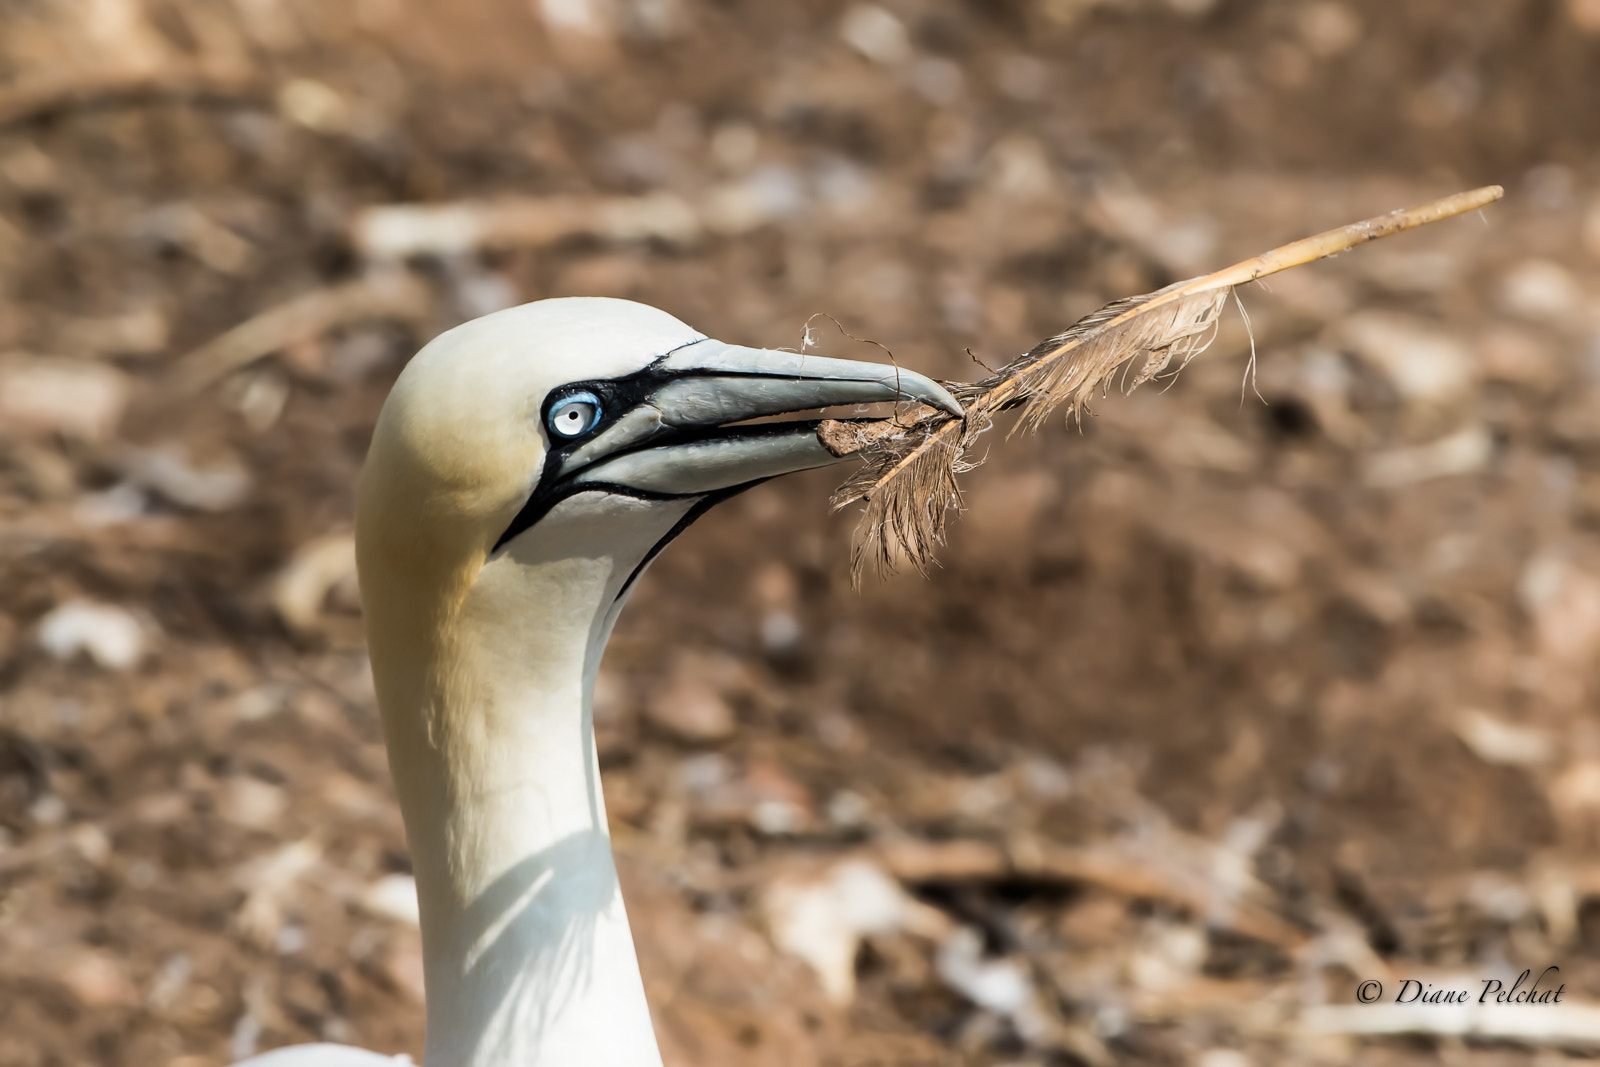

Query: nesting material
[122,444,253,511]
[36,599,147,670]
[1303,994,1600,1048]
[0,64,264,128]
[822,186,1504,577]
[936,926,1057,1044]
[0,354,129,441]
[233,838,322,948]
[762,858,946,1003]
[359,874,422,927]
[171,271,431,394]
[272,532,358,637]
[1363,426,1492,487]
[1452,708,1556,767]
[351,194,700,259]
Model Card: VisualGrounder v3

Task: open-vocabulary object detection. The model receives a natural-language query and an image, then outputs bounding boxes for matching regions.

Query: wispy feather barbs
[821,185,1506,580]
[821,285,1228,578]
[992,286,1231,434]
[821,406,988,576]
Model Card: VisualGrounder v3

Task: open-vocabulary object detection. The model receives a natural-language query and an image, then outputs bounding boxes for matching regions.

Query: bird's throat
[400,661,661,1067]
[365,502,689,1067]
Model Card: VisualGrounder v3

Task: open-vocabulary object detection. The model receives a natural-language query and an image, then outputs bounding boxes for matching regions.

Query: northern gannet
[238,297,961,1066]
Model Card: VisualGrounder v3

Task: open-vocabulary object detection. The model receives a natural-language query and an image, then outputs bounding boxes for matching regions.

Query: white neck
[367,495,693,1067]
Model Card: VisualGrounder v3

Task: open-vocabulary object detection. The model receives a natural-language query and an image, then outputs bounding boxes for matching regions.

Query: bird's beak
[493,339,962,551]
[564,338,961,492]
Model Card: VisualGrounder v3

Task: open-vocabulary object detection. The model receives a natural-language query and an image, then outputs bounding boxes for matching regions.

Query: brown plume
[821,185,1505,579]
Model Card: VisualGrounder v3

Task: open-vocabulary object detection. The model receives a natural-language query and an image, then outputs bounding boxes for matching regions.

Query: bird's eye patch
[547,390,604,439]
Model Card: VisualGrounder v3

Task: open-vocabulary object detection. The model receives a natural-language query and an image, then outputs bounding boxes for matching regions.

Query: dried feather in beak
[822,184,1506,580]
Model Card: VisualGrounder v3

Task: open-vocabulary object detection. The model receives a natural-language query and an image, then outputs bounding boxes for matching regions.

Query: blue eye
[547,391,603,439]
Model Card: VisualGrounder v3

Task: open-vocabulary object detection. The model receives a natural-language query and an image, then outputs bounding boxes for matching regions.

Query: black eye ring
[547,390,604,439]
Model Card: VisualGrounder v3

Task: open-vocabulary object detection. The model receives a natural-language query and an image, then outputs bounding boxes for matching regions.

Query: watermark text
[1353,967,1565,1005]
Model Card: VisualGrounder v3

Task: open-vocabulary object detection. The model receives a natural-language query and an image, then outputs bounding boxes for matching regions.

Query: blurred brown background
[2,1,1599,1064]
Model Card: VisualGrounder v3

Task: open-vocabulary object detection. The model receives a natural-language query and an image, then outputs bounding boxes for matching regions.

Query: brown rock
[217,776,289,831]
[1571,0,1600,33]
[0,354,128,441]
[644,651,741,742]
[379,934,427,1003]
[1519,553,1600,664]
[1499,259,1584,326]
[1340,311,1475,407]
[1584,194,1600,258]
[1477,325,1562,389]
[59,949,138,1008]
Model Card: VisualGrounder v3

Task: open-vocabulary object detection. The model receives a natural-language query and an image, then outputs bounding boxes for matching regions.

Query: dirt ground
[2,0,1600,1064]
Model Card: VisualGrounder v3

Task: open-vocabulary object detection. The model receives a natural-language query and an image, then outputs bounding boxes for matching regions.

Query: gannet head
[355,296,960,635]
[356,294,959,943]
[355,297,962,1067]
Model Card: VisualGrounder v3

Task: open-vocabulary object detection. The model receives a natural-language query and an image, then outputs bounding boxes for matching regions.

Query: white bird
[239,297,961,1067]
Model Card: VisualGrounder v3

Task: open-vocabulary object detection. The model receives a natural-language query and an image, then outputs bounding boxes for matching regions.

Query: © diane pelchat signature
[1354,967,1566,1005]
